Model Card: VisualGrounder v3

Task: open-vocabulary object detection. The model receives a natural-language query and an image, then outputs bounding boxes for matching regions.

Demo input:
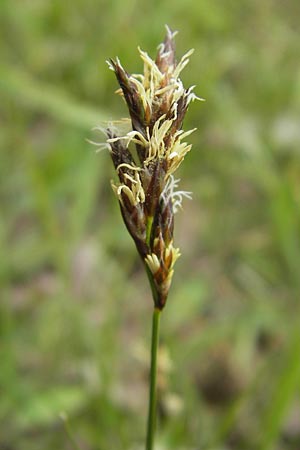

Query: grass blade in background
[258,328,300,450]
[0,64,108,130]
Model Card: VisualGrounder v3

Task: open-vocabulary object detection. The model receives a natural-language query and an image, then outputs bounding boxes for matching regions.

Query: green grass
[1,0,300,449]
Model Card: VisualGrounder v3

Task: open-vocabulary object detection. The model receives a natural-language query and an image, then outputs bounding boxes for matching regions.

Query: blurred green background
[1,0,300,449]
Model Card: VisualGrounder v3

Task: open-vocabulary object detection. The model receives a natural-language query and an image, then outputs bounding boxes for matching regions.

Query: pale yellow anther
[111,168,145,206]
[173,48,195,79]
[117,163,142,173]
[145,253,161,274]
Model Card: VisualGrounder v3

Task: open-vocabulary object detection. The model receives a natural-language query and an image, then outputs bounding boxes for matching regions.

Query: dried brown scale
[107,130,135,170]
[120,207,148,258]
[155,30,176,74]
[105,27,202,309]
[165,94,189,140]
[159,200,174,245]
[109,59,146,134]
[144,162,165,218]
[108,60,150,164]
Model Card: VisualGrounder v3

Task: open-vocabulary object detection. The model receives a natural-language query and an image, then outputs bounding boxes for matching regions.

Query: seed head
[105,26,202,309]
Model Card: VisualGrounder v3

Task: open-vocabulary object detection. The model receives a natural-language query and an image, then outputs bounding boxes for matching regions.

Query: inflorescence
[104,26,202,309]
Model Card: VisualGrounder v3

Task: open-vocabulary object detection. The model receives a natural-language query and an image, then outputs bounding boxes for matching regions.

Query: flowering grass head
[106,27,202,310]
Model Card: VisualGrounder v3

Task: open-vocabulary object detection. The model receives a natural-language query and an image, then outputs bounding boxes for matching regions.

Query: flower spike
[104,28,202,309]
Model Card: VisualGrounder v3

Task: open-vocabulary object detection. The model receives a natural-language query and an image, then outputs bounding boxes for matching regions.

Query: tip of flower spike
[156,25,178,74]
[164,24,178,40]
[106,57,123,72]
[106,59,115,71]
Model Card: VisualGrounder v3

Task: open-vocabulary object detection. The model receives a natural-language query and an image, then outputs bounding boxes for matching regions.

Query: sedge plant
[100,26,202,449]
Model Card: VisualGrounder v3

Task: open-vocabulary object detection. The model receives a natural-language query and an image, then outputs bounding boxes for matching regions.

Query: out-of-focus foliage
[1,0,300,449]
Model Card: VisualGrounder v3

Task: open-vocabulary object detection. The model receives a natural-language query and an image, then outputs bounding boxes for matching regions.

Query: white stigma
[161,175,192,213]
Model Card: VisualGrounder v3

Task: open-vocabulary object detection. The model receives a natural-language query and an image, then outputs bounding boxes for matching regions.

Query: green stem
[146,307,161,450]
[60,413,82,450]
[146,216,154,247]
